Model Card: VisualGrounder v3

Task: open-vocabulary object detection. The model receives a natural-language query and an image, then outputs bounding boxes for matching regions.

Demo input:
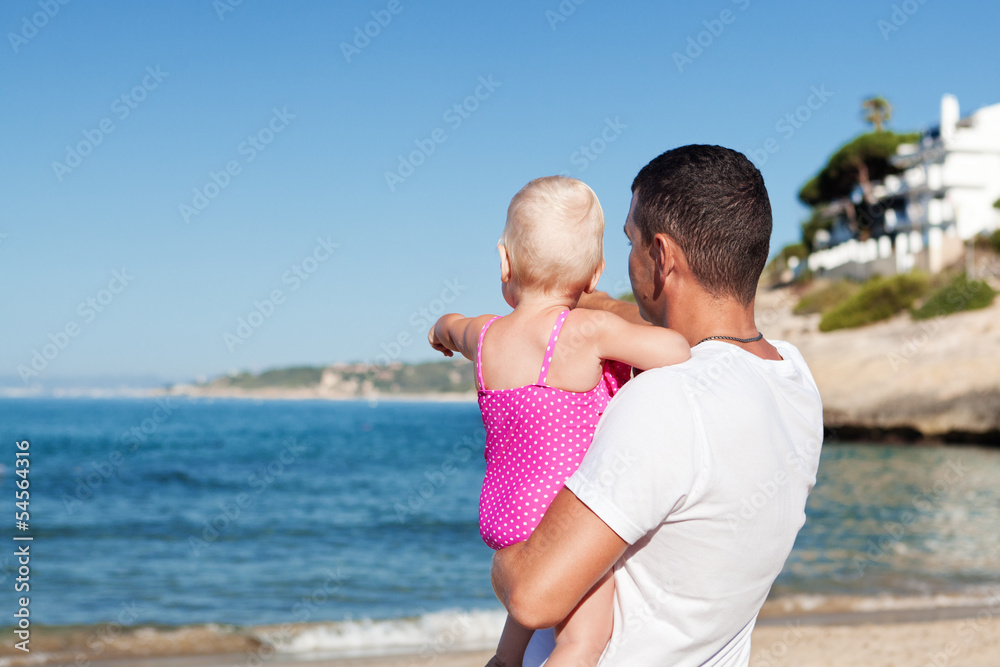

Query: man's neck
[665,291,782,361]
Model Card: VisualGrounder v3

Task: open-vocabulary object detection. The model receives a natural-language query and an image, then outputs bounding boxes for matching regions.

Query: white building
[808,94,1000,280]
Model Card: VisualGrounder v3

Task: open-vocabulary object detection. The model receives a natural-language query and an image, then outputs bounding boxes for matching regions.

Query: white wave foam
[251,591,1000,659]
[762,586,1000,617]
[254,609,507,659]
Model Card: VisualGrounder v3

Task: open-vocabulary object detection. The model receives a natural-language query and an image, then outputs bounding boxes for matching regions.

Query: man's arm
[577,290,647,326]
[491,487,628,630]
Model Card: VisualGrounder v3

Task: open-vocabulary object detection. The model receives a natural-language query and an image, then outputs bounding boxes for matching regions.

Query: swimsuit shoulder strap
[537,310,571,386]
[476,316,502,391]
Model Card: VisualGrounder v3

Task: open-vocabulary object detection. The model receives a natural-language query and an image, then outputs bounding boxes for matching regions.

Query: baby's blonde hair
[499,176,604,296]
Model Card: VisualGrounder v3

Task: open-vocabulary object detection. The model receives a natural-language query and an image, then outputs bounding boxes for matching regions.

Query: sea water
[1,397,998,658]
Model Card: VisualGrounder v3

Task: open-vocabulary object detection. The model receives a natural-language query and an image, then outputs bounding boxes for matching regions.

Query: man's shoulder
[668,339,814,380]
[617,342,752,390]
[606,347,732,413]
[769,339,811,366]
[609,339,819,415]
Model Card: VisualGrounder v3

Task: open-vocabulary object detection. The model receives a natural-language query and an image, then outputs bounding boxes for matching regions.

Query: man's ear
[498,244,513,283]
[584,259,605,294]
[651,233,676,285]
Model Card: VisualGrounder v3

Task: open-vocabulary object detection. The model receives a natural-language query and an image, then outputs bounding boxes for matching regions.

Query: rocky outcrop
[757,285,1000,443]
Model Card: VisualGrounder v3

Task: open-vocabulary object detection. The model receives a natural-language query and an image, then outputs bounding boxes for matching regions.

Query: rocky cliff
[757,285,1000,443]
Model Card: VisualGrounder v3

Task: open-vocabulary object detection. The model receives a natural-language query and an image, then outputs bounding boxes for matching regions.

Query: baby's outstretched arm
[429,313,496,362]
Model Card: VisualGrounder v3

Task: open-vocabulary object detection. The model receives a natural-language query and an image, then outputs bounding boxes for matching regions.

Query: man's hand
[577,290,615,311]
[578,290,647,326]
[491,488,628,630]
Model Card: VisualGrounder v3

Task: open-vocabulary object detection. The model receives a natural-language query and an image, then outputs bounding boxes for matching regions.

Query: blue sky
[2,0,998,386]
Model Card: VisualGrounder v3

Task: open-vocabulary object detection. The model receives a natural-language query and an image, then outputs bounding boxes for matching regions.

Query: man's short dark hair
[631,145,772,307]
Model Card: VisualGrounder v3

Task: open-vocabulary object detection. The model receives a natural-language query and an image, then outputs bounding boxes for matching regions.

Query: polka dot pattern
[475,311,632,550]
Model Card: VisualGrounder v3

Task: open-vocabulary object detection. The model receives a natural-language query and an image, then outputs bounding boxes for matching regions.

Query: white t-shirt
[557,340,823,667]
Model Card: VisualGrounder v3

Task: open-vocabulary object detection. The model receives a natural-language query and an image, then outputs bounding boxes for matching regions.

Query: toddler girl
[429,176,690,666]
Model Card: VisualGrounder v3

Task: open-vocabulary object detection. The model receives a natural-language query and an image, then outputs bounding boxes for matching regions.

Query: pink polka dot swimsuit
[476,310,631,550]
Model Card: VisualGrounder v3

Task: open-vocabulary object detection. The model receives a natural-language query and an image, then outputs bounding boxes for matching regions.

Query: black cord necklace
[696,332,764,346]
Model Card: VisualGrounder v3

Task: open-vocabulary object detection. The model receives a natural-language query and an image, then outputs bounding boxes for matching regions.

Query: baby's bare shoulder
[565,307,623,338]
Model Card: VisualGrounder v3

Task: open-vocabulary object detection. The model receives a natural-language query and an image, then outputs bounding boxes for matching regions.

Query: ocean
[2,397,999,660]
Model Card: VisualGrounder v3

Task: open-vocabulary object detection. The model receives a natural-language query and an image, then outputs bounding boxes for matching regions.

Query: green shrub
[780,242,809,263]
[991,229,1000,255]
[793,267,815,284]
[819,273,929,331]
[912,273,997,320]
[794,280,860,315]
[224,366,324,388]
[762,243,811,286]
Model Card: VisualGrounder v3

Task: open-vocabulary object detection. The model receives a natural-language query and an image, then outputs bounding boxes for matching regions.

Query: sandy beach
[278,613,1000,667]
[70,612,1000,667]
[8,596,991,667]
[746,614,1000,667]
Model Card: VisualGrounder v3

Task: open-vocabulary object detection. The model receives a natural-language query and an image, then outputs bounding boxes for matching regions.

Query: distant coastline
[159,387,478,403]
[166,282,1000,444]
[6,285,998,443]
[159,359,478,403]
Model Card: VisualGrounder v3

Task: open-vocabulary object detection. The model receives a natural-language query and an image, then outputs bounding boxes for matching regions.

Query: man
[491,145,823,666]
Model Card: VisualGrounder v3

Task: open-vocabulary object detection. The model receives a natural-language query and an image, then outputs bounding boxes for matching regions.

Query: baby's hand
[428,326,454,357]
